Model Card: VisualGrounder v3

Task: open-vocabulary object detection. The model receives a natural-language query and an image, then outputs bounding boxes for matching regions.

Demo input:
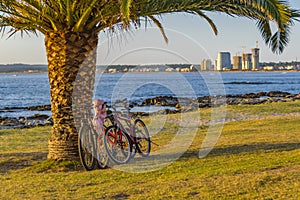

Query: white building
[201,59,213,71]
[242,53,252,70]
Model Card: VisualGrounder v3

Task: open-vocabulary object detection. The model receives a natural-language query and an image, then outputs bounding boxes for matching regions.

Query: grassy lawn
[0,101,300,199]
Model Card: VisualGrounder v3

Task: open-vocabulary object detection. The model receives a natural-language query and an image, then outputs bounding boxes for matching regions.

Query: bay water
[0,71,299,118]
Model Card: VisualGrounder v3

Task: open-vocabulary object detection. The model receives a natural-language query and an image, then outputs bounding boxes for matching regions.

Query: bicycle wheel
[133,119,151,157]
[104,125,132,164]
[96,133,109,169]
[122,127,137,158]
[78,124,96,171]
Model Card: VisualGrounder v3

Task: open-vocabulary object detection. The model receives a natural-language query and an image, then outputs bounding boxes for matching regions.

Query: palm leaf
[193,10,218,35]
[0,0,299,53]
[120,0,133,25]
[148,15,168,43]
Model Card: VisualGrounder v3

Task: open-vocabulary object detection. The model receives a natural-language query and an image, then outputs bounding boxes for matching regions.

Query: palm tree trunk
[45,31,98,161]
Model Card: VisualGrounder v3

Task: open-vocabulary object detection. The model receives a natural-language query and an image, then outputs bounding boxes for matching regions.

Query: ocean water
[0,71,299,117]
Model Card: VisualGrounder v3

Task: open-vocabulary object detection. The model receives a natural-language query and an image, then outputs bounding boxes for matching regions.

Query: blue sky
[0,1,299,65]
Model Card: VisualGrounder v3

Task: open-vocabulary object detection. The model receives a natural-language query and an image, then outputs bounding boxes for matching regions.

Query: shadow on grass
[2,142,299,173]
[183,142,300,159]
[0,152,47,173]
[0,152,82,173]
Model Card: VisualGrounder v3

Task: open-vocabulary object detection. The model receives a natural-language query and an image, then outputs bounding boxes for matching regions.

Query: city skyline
[205,44,261,71]
[0,1,299,65]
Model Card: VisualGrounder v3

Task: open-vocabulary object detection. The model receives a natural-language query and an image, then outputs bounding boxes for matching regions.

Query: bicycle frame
[109,108,136,142]
[104,101,151,164]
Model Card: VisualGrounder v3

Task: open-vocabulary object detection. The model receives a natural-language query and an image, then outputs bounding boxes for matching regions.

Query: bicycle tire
[133,119,151,157]
[78,124,96,171]
[96,133,109,169]
[104,125,132,164]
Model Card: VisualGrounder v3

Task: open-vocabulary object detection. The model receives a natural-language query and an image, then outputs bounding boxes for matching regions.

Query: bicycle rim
[97,133,109,169]
[78,125,96,171]
[104,126,132,164]
[134,119,151,157]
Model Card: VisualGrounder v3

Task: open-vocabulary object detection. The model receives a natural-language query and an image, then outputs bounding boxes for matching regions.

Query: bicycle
[77,101,112,171]
[104,100,151,165]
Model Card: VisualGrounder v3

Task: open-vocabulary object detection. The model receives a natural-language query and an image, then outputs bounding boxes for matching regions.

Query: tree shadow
[0,152,47,173]
[183,142,300,159]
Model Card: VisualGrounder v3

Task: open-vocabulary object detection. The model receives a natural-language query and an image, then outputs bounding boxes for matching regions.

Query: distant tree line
[1,62,299,73]
[0,64,47,73]
[260,61,300,68]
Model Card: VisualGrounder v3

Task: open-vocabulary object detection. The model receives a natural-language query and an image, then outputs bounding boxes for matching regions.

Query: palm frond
[120,0,133,25]
[136,0,299,53]
[148,15,168,43]
[0,0,299,53]
[73,0,99,32]
[192,10,218,35]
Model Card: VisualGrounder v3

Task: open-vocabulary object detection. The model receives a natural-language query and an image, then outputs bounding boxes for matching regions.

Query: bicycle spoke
[78,125,96,171]
[104,126,131,164]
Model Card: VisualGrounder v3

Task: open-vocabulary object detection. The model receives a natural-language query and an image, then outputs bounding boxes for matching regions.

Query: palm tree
[0,0,299,161]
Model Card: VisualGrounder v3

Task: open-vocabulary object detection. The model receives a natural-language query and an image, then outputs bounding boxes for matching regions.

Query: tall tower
[251,41,260,70]
[201,59,213,71]
[233,55,242,70]
[242,53,252,70]
[217,52,231,70]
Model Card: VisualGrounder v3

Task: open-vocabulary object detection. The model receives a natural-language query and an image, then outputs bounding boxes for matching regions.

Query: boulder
[27,105,51,111]
[294,93,300,99]
[26,114,50,120]
[0,117,22,127]
[267,91,291,97]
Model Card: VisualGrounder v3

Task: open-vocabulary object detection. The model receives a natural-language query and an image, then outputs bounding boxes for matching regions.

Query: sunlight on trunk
[45,31,98,161]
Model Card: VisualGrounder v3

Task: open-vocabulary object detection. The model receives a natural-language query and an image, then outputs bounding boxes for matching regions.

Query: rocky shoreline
[1,91,299,129]
[0,114,53,129]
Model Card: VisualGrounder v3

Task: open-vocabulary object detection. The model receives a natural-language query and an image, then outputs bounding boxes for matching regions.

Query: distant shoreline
[0,72,48,75]
[1,70,300,75]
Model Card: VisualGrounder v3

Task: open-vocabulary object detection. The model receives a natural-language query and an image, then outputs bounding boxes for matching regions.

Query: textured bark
[45,31,98,161]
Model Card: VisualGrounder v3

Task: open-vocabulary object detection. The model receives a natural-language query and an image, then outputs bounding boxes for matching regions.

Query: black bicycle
[77,105,112,171]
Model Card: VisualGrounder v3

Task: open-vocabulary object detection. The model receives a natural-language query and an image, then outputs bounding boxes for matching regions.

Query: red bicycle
[104,100,151,164]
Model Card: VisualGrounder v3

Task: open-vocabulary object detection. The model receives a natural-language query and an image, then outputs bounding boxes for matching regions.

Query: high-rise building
[201,59,213,71]
[251,47,260,70]
[242,53,252,70]
[214,59,218,71]
[217,52,231,70]
[233,56,242,70]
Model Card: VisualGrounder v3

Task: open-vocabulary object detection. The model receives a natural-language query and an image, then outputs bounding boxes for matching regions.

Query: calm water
[0,72,299,117]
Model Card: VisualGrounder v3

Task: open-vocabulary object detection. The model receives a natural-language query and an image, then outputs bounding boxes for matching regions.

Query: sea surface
[0,71,299,118]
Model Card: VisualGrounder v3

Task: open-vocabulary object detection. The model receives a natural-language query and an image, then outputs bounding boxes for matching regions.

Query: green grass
[0,101,300,199]
[225,100,300,118]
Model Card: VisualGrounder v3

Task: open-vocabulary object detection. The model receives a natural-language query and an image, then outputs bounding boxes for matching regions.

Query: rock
[45,117,54,125]
[267,91,291,97]
[18,116,26,121]
[26,114,50,120]
[242,93,260,98]
[257,92,267,97]
[141,96,178,107]
[27,105,51,111]
[294,93,300,99]
[0,117,21,127]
